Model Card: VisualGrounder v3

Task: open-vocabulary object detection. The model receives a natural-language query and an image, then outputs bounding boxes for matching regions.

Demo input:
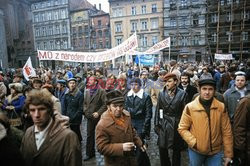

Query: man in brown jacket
[20,89,82,166]
[178,79,233,166]
[233,94,250,165]
[96,90,146,166]
[84,76,106,161]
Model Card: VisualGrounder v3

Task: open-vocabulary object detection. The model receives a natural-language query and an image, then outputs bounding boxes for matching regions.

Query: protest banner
[23,57,36,81]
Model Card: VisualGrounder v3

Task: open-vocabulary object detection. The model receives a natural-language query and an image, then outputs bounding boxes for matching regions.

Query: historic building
[207,0,250,61]
[163,0,207,62]
[0,0,35,68]
[109,0,164,65]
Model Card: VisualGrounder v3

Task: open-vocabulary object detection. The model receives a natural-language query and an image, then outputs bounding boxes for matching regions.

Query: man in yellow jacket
[178,79,233,166]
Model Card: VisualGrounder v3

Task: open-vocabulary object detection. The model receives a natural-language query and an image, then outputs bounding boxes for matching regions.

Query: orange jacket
[178,96,233,158]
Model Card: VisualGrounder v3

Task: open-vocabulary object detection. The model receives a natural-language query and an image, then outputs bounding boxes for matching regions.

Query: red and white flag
[23,57,36,81]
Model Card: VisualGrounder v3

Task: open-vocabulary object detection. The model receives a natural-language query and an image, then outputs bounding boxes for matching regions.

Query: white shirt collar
[127,89,144,99]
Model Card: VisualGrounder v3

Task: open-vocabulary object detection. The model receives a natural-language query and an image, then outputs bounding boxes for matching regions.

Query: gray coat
[223,84,250,120]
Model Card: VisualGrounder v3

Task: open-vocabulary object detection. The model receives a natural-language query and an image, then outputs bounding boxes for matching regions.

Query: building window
[151,19,158,29]
[211,13,218,23]
[152,36,158,45]
[192,35,200,45]
[170,18,176,27]
[116,37,122,45]
[99,41,103,49]
[131,6,136,15]
[193,15,198,26]
[171,36,177,46]
[152,4,157,13]
[98,20,101,27]
[180,17,188,26]
[84,25,88,35]
[115,23,122,32]
[54,10,59,20]
[42,27,46,36]
[62,24,67,34]
[105,29,109,37]
[242,32,248,41]
[180,0,187,8]
[36,42,40,50]
[34,14,39,22]
[235,0,240,4]
[79,38,83,47]
[55,25,60,34]
[141,21,147,30]
[220,0,224,6]
[105,40,109,48]
[199,15,205,24]
[242,11,250,20]
[141,5,146,14]
[170,0,176,9]
[181,36,188,46]
[131,22,137,31]
[35,28,40,37]
[98,30,102,37]
[227,0,232,5]
[227,12,232,21]
[50,41,54,50]
[78,26,82,34]
[141,36,148,47]
[48,26,53,35]
[212,33,217,42]
[48,12,52,20]
[85,39,89,49]
[43,42,47,50]
[227,32,232,41]
[56,40,60,49]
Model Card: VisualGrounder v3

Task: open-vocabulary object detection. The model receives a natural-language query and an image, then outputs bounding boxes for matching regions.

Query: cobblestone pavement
[81,116,189,166]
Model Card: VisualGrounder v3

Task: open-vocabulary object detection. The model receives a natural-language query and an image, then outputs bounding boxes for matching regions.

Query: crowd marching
[0,59,249,166]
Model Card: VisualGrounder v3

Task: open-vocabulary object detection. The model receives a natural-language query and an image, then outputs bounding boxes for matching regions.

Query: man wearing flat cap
[54,79,68,111]
[178,79,233,166]
[96,90,146,166]
[154,73,187,166]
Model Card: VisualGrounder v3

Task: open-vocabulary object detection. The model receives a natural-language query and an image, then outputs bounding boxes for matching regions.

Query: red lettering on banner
[38,51,47,59]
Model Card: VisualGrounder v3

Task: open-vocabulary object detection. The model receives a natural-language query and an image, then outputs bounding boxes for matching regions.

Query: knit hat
[9,83,23,93]
[198,79,216,88]
[106,90,125,105]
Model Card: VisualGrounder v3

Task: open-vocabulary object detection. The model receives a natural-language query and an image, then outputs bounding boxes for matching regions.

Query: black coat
[178,84,197,104]
[155,87,187,149]
[125,90,152,138]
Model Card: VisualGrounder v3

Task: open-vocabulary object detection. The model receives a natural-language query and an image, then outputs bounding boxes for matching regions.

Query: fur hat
[106,90,125,105]
[9,83,23,93]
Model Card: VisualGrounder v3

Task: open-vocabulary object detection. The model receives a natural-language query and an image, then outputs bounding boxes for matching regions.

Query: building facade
[207,0,250,61]
[163,0,207,62]
[0,0,35,68]
[30,0,71,67]
[109,0,164,65]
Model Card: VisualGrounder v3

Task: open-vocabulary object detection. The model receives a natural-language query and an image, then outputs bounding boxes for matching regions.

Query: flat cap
[57,79,66,85]
[163,73,177,81]
[198,79,216,87]
[67,78,77,82]
[106,90,125,105]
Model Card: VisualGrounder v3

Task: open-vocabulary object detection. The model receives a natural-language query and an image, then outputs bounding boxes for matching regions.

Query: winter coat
[20,118,82,166]
[96,110,143,166]
[178,84,198,104]
[233,95,250,164]
[154,87,187,149]
[3,93,25,114]
[220,72,232,93]
[178,96,233,158]
[224,84,250,119]
[62,88,83,125]
[84,88,106,119]
[125,89,152,137]
[0,82,7,100]
[54,87,68,112]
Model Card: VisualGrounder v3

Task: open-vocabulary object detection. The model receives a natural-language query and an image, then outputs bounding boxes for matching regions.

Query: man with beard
[154,73,187,166]
[62,78,84,142]
[83,76,106,161]
[178,72,197,103]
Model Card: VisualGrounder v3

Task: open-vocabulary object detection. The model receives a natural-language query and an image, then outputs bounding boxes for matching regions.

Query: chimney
[99,3,101,11]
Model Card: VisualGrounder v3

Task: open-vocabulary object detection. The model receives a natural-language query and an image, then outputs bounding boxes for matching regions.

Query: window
[211,13,218,23]
[171,36,176,46]
[193,15,198,26]
[151,19,158,29]
[199,15,205,24]
[54,10,59,20]
[227,12,232,21]
[180,17,188,26]
[85,40,89,49]
[141,36,147,47]
[105,29,109,37]
[50,41,54,50]
[78,26,82,34]
[48,12,52,20]
[227,32,232,41]
[132,6,136,15]
[41,13,45,21]
[43,42,47,49]
[131,22,137,31]
[192,35,200,45]
[55,25,60,34]
[220,0,224,6]
[141,21,147,30]
[116,37,122,45]
[61,9,66,19]
[79,38,83,47]
[98,30,102,37]
[35,28,40,37]
[115,23,122,32]
[84,25,88,35]
[56,40,60,49]
[92,40,97,49]
[180,0,187,8]
[170,18,176,27]
[152,36,158,45]
[42,27,46,36]
[141,5,146,14]
[242,32,248,41]
[105,40,109,48]
[170,0,176,9]
[99,41,103,49]
[36,42,40,50]
[62,24,67,34]
[152,4,157,13]
[227,0,232,5]
[242,11,250,20]
[235,0,240,4]
[212,33,217,42]
[34,14,39,22]
[181,36,188,46]
[98,20,101,27]
[48,26,53,35]
[72,27,76,34]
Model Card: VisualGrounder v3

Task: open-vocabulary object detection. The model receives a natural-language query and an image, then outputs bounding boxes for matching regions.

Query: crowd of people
[0,59,249,166]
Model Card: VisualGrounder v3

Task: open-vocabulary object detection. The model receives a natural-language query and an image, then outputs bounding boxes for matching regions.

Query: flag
[23,57,36,81]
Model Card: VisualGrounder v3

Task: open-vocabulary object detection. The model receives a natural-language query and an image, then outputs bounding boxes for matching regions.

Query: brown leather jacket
[178,96,233,158]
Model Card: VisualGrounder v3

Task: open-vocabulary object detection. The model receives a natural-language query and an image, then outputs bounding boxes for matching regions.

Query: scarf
[108,111,126,128]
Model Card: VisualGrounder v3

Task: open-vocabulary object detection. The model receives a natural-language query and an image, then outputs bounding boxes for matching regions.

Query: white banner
[145,37,170,54]
[38,33,138,63]
[23,57,36,81]
[215,53,234,60]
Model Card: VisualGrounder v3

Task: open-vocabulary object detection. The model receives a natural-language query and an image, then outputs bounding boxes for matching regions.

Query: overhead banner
[145,37,170,54]
[215,53,234,60]
[38,33,138,63]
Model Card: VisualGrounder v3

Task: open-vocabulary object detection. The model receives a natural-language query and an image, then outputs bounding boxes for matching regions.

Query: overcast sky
[88,0,110,13]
